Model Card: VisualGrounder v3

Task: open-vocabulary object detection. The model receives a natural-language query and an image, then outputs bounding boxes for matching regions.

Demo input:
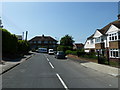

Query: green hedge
[65,50,98,59]
[17,40,30,54]
[1,28,30,58]
[2,28,18,54]
[57,45,73,52]
[65,50,77,55]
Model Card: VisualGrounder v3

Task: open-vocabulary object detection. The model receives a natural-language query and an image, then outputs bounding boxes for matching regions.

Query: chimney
[117,14,120,20]
[42,34,44,37]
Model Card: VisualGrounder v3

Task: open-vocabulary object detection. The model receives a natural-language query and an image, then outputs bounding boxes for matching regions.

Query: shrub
[1,28,30,58]
[65,50,72,55]
[2,28,18,54]
[65,50,77,55]
[99,56,108,64]
[17,40,30,55]
[57,45,73,52]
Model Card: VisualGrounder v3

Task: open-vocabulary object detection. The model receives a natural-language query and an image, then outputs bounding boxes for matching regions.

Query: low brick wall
[110,58,120,62]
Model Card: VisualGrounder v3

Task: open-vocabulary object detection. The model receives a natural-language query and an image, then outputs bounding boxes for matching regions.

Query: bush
[65,50,77,55]
[99,56,108,64]
[65,50,72,55]
[2,28,18,54]
[1,28,30,58]
[57,45,73,52]
[17,40,30,55]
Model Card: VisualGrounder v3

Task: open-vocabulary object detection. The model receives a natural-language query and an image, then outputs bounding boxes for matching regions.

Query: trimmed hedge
[2,28,18,54]
[1,28,30,58]
[65,50,98,59]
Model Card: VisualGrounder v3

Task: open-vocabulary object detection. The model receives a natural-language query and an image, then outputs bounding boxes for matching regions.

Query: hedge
[1,28,30,58]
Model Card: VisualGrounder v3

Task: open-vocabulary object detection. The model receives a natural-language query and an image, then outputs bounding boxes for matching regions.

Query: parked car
[48,49,54,55]
[55,51,66,59]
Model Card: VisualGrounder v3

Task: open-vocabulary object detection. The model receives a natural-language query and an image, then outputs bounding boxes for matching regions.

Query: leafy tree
[58,35,74,52]
[60,34,74,46]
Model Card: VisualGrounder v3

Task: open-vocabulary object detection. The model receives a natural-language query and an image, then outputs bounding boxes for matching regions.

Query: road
[2,53,118,89]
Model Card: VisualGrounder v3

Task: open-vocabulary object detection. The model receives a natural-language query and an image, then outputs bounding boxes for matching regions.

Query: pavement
[67,56,120,77]
[0,52,119,78]
[0,52,36,75]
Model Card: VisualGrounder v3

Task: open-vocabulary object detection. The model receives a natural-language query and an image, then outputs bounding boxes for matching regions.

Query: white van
[38,48,47,53]
[48,49,54,55]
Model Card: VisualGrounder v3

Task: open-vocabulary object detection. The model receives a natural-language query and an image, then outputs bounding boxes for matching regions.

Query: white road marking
[56,73,69,90]
[49,62,54,69]
[47,58,49,61]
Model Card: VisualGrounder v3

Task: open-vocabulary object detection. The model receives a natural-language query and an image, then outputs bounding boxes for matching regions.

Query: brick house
[73,43,84,50]
[84,15,120,61]
[29,35,58,50]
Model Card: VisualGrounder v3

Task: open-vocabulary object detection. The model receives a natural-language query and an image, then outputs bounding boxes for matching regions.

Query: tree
[60,34,74,46]
[58,35,74,52]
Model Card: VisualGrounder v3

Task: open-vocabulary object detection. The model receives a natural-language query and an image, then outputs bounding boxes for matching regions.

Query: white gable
[106,25,119,34]
[84,39,95,49]
[93,30,102,38]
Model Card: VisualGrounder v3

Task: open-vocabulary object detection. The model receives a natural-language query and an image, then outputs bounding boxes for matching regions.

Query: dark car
[55,51,66,59]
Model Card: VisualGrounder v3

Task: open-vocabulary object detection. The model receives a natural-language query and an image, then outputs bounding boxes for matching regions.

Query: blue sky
[1,2,118,43]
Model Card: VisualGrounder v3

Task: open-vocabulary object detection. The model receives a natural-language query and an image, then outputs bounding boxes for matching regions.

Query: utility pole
[25,31,28,41]
[0,17,3,28]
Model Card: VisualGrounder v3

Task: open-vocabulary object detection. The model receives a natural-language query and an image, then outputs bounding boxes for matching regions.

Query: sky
[0,2,119,43]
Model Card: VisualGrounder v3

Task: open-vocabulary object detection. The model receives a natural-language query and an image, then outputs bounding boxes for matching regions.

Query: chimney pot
[117,14,120,20]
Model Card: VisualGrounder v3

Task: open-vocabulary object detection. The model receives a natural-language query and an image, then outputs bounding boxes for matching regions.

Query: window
[38,41,41,44]
[118,32,120,40]
[33,41,36,43]
[95,37,101,43]
[44,41,48,44]
[110,49,120,58]
[53,41,56,44]
[109,32,119,41]
[49,41,52,44]
[90,39,94,44]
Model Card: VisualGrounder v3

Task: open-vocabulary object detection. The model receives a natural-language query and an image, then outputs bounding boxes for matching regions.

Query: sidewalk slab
[67,56,119,77]
[80,62,120,77]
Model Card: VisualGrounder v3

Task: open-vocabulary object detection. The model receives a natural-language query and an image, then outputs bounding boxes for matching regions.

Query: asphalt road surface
[2,53,118,89]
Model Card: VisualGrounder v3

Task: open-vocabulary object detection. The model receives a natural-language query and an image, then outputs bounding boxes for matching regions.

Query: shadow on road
[2,52,33,62]
[67,57,89,63]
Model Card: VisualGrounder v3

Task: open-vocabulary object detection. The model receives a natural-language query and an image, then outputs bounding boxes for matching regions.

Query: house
[29,35,58,50]
[16,35,23,40]
[84,15,120,61]
[73,43,84,50]
[84,34,95,53]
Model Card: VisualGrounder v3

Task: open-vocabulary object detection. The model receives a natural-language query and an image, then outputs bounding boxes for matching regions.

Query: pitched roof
[29,36,58,42]
[74,43,84,47]
[87,34,94,40]
[99,20,120,34]
[87,20,120,40]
